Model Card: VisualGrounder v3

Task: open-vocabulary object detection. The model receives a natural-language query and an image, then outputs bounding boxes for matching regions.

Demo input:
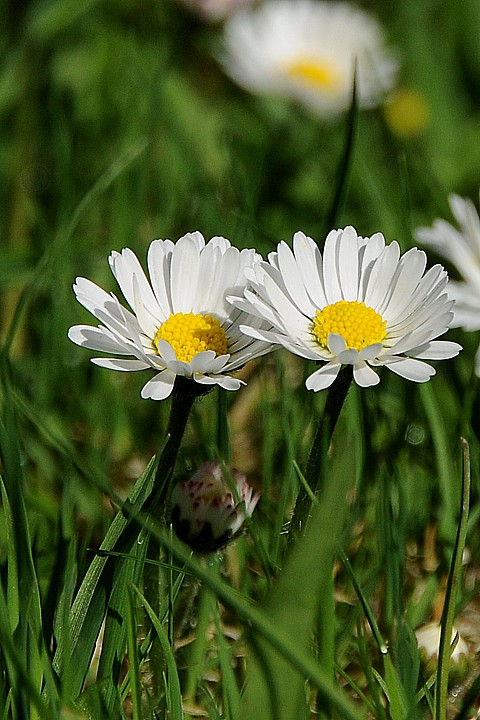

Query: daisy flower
[171,461,260,552]
[68,232,274,400]
[415,621,469,673]
[416,193,480,374]
[229,227,461,391]
[221,0,397,116]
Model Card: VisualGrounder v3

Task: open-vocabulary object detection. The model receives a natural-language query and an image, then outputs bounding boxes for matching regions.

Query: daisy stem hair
[288,365,353,545]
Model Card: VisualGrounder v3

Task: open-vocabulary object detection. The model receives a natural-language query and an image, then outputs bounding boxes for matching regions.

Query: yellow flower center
[312,300,387,352]
[154,312,228,363]
[284,58,341,92]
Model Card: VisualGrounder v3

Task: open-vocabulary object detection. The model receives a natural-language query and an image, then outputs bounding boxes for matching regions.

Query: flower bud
[170,461,260,552]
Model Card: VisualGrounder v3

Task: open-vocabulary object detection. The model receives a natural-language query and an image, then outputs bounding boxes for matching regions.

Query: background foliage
[1,0,480,718]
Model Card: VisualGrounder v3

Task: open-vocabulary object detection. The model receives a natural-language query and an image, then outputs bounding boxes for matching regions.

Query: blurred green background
[3,1,480,716]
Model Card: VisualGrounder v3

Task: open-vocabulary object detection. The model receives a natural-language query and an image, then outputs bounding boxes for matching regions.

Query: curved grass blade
[52,456,158,697]
[324,63,358,232]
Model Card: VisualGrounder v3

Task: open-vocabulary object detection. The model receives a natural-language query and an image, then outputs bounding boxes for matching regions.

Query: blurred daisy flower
[416,193,480,374]
[415,621,469,673]
[221,0,397,116]
[171,461,260,552]
[68,232,273,400]
[230,227,461,391]
[177,0,256,22]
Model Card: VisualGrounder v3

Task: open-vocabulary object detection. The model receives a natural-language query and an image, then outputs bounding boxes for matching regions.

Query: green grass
[1,0,480,718]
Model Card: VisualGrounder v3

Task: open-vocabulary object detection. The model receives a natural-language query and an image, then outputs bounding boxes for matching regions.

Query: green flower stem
[289,365,353,542]
[146,377,204,516]
[143,376,203,708]
[217,388,230,462]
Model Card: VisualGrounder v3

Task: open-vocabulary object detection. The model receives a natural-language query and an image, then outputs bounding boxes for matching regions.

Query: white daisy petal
[359,343,383,361]
[410,341,462,360]
[131,274,159,338]
[358,233,386,297]
[225,340,276,370]
[381,248,427,319]
[337,348,361,366]
[327,333,347,355]
[384,358,435,382]
[353,362,380,387]
[194,374,244,391]
[277,240,315,315]
[235,225,460,391]
[337,226,360,301]
[238,323,284,345]
[239,288,285,328]
[167,360,194,378]
[147,239,175,319]
[261,272,310,336]
[305,362,341,391]
[275,335,324,360]
[364,241,400,311]
[189,351,229,373]
[69,234,274,400]
[170,234,201,313]
[239,323,319,360]
[196,242,229,313]
[293,231,327,309]
[323,229,343,303]
[91,358,150,371]
[155,339,177,363]
[109,248,160,320]
[68,325,132,355]
[141,371,176,400]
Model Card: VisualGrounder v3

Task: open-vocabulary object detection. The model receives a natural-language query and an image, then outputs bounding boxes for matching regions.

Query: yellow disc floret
[154,312,228,363]
[312,300,387,352]
[285,58,341,92]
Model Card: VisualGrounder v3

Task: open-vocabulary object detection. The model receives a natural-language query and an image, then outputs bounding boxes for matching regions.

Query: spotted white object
[171,461,260,551]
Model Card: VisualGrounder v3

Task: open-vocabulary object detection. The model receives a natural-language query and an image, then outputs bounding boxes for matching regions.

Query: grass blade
[53,457,157,698]
[434,438,471,720]
[130,584,183,720]
[126,585,143,720]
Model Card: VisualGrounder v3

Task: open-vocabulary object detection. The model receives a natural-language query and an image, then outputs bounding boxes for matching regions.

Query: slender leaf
[126,585,143,720]
[130,584,184,720]
[53,456,157,697]
[434,438,471,720]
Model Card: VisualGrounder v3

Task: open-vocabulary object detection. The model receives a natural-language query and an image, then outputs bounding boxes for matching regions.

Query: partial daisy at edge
[415,191,480,375]
[176,0,256,22]
[220,0,398,117]
[228,226,462,391]
[68,232,275,401]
